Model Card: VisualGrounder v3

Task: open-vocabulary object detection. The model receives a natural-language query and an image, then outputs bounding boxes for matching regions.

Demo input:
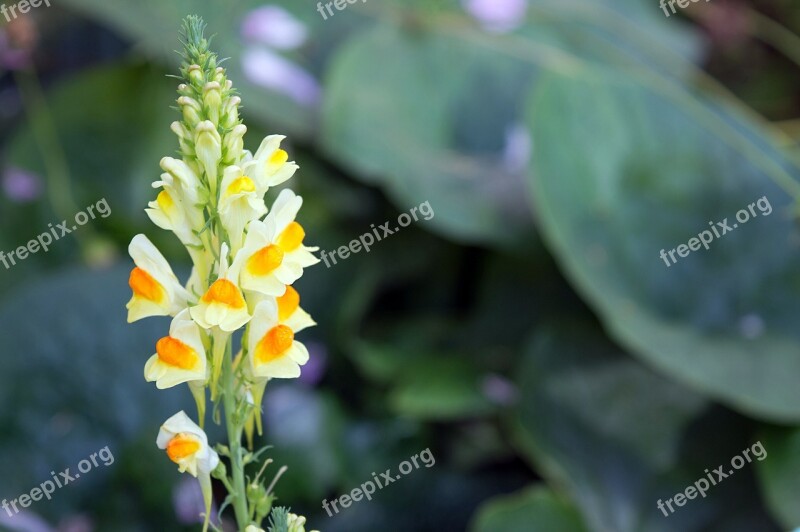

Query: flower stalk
[125,15,320,532]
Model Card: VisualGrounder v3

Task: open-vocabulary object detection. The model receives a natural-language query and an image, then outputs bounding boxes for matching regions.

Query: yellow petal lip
[129,267,166,303]
[226,176,256,196]
[277,286,300,321]
[269,148,289,167]
[166,433,202,463]
[202,279,246,309]
[256,325,294,364]
[246,244,284,276]
[276,221,305,252]
[156,190,175,211]
[156,336,200,370]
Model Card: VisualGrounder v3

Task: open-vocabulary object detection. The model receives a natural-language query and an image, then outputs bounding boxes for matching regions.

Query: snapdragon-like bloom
[191,244,251,332]
[127,234,190,322]
[157,411,219,477]
[145,309,208,389]
[248,298,309,379]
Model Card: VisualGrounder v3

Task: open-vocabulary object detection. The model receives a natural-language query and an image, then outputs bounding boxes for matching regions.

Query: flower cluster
[125,16,319,531]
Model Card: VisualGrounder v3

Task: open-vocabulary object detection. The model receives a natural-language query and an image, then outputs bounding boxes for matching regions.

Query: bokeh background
[1,0,800,530]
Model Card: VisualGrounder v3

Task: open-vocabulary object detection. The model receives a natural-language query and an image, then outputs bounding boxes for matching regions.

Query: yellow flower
[157,410,218,532]
[274,286,315,332]
[242,135,297,189]
[144,309,207,389]
[191,244,251,332]
[247,298,309,379]
[145,172,202,248]
[126,234,190,322]
[229,216,299,297]
[156,411,219,477]
[219,165,268,253]
[268,189,319,269]
[229,189,318,298]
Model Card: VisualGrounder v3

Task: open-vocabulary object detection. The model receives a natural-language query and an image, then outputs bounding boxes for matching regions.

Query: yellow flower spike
[126,234,190,322]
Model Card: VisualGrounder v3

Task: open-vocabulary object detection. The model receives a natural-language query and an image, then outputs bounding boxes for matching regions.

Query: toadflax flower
[127,234,191,322]
[247,297,310,380]
[145,309,208,389]
[158,411,219,531]
[128,16,320,530]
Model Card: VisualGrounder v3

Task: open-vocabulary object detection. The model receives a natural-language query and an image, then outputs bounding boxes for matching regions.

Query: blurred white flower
[241,6,308,50]
[242,48,321,106]
[503,123,531,173]
[462,0,528,33]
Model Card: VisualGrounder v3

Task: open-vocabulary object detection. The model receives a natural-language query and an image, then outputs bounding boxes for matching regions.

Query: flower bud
[177,96,203,128]
[222,96,241,129]
[213,66,226,84]
[204,82,223,125]
[187,64,204,85]
[195,121,222,197]
[223,124,247,165]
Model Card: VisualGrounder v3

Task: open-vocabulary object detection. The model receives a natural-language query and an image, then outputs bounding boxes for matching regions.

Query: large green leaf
[527,69,800,422]
[322,25,536,246]
[512,324,777,532]
[470,486,588,532]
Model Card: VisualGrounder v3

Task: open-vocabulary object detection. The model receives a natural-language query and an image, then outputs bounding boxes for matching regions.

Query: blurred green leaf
[755,426,800,528]
[322,25,534,247]
[527,69,800,422]
[511,323,776,531]
[389,356,494,420]
[8,62,175,234]
[470,486,588,532]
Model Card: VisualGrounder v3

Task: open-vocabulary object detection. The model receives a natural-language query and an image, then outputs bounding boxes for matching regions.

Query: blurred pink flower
[298,341,328,386]
[481,374,518,405]
[241,6,309,50]
[0,510,54,532]
[173,476,220,526]
[462,0,528,33]
[0,30,32,70]
[2,166,43,202]
[242,47,321,106]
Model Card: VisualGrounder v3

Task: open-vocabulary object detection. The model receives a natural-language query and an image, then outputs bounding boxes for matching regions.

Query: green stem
[222,338,249,530]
